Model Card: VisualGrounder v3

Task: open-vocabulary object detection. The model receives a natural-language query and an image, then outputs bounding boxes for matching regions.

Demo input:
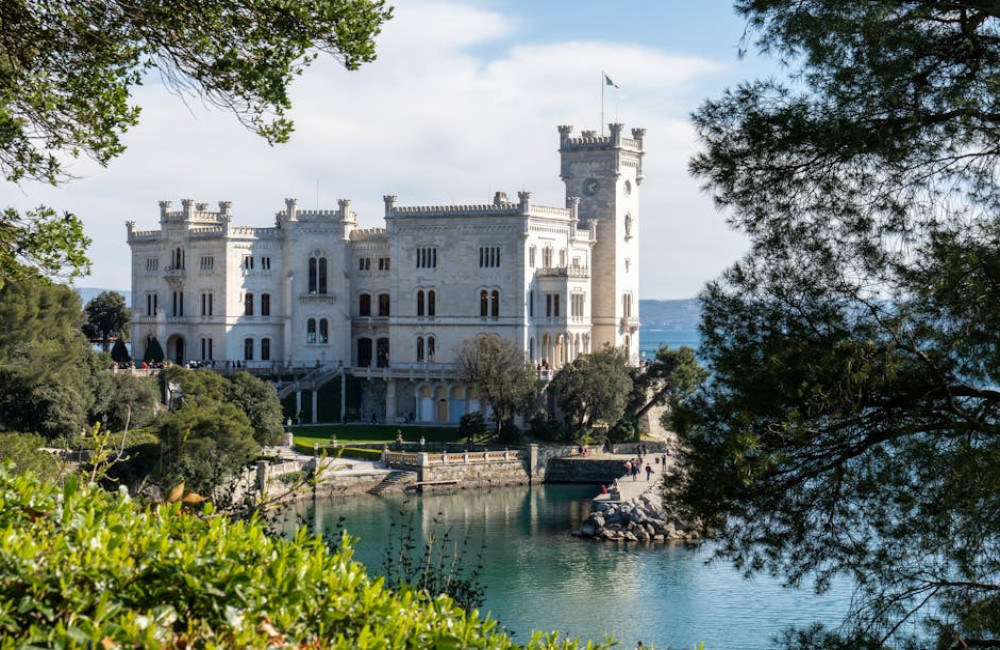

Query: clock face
[584,179,599,195]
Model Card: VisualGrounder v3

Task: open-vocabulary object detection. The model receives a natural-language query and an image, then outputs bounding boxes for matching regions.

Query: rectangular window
[244,293,253,316]
[261,256,271,270]
[478,246,501,268]
[416,247,437,269]
[200,256,214,271]
[243,255,254,270]
[546,293,560,317]
[378,257,390,270]
[146,258,159,273]
[359,257,371,271]
[201,292,214,316]
[261,338,271,361]
[244,338,254,361]
[261,293,270,316]
[201,337,214,361]
[529,247,536,268]
[529,290,534,317]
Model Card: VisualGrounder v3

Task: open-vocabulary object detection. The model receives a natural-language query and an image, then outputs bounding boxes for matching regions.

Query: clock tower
[558,123,644,360]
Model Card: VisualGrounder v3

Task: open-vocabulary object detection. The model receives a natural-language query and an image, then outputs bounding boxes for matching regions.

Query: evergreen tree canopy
[549,347,632,436]
[82,291,130,348]
[677,2,1000,647]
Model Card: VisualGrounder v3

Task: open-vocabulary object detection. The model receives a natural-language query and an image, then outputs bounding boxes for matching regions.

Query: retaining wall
[544,458,629,484]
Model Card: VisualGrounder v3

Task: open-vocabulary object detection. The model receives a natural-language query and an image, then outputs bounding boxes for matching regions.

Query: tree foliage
[627,345,707,422]
[0,207,90,287]
[0,465,608,649]
[677,2,1000,647]
[82,290,130,349]
[1,0,391,280]
[456,337,537,434]
[549,347,632,437]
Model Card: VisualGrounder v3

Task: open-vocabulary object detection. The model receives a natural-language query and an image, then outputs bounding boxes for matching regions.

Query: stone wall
[544,458,628,484]
[418,459,530,491]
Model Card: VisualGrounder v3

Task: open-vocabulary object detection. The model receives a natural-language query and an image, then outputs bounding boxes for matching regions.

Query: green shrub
[0,464,608,649]
[339,446,382,461]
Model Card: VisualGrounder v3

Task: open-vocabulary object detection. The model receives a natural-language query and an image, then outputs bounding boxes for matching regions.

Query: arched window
[261,293,270,316]
[428,290,436,316]
[480,290,488,317]
[357,337,372,367]
[417,336,425,362]
[319,318,329,344]
[244,338,254,361]
[417,290,425,316]
[244,293,253,316]
[359,293,371,316]
[428,336,436,362]
[309,256,328,294]
[261,338,271,361]
[491,290,500,318]
[307,318,317,344]
[378,293,390,316]
[529,337,535,361]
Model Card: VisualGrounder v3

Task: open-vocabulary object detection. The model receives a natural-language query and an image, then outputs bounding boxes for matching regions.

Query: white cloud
[6,0,747,299]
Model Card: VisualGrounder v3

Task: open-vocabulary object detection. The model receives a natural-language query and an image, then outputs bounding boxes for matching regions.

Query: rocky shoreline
[573,486,702,543]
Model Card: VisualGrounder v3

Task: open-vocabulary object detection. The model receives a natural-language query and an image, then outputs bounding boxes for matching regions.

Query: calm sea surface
[280,485,853,650]
[640,328,701,361]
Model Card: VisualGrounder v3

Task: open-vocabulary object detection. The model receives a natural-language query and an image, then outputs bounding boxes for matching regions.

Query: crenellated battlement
[350,228,387,241]
[557,124,644,153]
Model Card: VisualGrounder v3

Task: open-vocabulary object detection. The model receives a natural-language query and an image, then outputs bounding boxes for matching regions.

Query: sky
[4,0,774,300]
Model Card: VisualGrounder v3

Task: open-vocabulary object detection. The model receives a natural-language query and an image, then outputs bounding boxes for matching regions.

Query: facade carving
[127,124,643,424]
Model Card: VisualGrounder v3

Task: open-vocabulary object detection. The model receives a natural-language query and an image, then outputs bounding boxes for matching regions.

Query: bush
[0,465,606,648]
[530,413,567,443]
[339,446,383,461]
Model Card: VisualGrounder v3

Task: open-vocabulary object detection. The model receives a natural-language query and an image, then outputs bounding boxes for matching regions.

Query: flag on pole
[604,74,618,89]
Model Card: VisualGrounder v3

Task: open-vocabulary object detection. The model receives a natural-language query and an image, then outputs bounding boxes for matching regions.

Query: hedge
[0,464,609,649]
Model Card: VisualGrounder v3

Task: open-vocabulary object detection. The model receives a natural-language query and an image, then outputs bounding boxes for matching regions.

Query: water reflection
[276,484,851,650]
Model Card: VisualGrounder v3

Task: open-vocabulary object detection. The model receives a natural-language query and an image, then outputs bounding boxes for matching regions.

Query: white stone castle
[127,123,643,423]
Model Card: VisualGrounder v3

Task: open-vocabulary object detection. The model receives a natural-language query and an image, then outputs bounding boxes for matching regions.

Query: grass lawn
[291,424,461,446]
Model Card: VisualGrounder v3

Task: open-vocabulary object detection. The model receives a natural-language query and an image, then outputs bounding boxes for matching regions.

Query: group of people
[624,457,655,481]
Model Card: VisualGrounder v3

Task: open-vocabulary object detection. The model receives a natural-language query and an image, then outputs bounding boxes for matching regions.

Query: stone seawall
[544,458,630,484]
[418,459,530,491]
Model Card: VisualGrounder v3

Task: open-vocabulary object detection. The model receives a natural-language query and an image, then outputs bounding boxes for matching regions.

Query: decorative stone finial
[195,202,208,212]
[609,123,623,144]
[558,125,573,145]
[581,130,596,139]
[566,196,580,221]
[285,198,298,221]
[493,191,507,206]
[518,191,532,214]
[383,195,397,217]
[181,198,194,217]
[218,201,231,216]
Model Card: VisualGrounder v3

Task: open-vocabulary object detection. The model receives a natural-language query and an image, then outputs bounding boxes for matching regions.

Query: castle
[127,123,643,424]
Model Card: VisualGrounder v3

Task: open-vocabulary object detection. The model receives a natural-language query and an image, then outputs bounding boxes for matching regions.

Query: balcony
[536,265,589,279]
[163,265,186,279]
[620,316,640,332]
[353,316,390,327]
[299,292,336,305]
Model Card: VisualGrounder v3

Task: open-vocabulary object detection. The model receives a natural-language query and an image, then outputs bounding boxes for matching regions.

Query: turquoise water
[281,485,852,649]
[640,329,700,361]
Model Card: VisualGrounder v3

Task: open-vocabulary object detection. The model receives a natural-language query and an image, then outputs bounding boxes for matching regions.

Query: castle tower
[558,123,644,361]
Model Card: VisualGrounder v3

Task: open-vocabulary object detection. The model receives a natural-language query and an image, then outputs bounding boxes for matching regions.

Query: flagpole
[600,70,605,136]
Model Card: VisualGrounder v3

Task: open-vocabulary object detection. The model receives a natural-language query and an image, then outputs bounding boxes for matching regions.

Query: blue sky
[4,0,774,299]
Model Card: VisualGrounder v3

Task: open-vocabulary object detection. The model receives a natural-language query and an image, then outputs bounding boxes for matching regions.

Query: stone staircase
[276,365,344,399]
[367,470,416,495]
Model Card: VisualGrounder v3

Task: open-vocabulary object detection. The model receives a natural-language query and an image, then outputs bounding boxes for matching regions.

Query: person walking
[624,460,632,480]
[645,464,653,481]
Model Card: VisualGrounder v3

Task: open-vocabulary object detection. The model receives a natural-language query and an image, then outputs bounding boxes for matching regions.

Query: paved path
[591,452,672,503]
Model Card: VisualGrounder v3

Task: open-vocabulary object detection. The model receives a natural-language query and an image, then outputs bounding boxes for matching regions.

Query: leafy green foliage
[456,337,538,435]
[1,0,392,184]
[109,339,130,364]
[227,371,284,445]
[549,347,632,439]
[628,345,707,422]
[0,432,63,482]
[529,413,568,443]
[82,291,130,349]
[0,207,90,286]
[0,465,609,649]
[459,411,487,446]
[680,2,1000,647]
